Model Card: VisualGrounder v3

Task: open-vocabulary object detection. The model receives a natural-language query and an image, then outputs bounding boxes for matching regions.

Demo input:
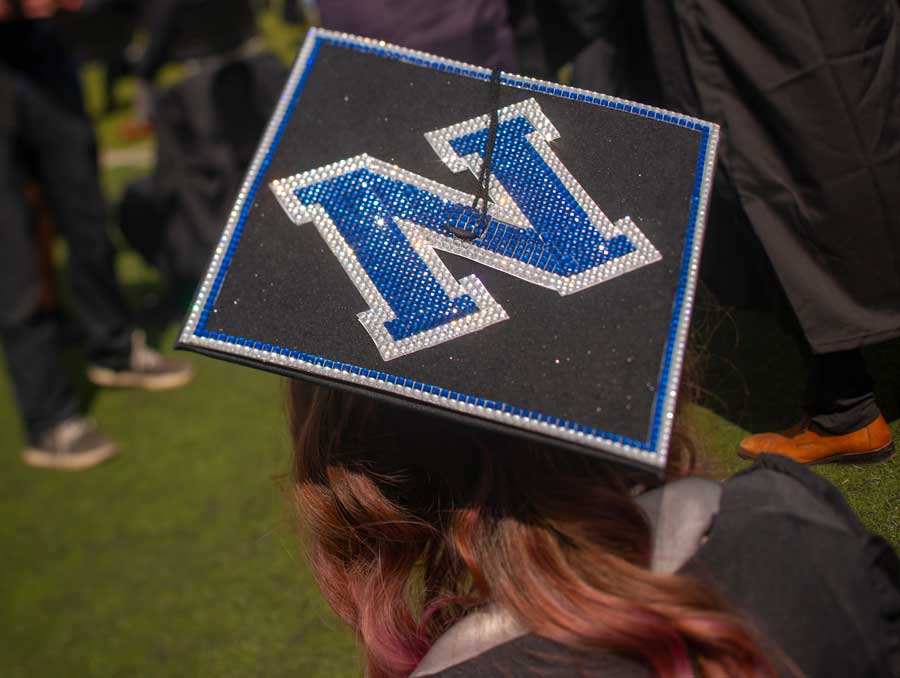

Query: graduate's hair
[288,381,774,678]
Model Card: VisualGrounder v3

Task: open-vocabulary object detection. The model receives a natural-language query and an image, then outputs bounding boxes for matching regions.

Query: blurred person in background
[558,0,899,466]
[118,0,286,290]
[639,0,900,465]
[61,0,141,114]
[317,0,517,70]
[121,0,259,140]
[506,0,658,102]
[0,0,194,470]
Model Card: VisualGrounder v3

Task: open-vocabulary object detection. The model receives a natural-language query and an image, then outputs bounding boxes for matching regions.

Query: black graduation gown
[415,454,900,677]
[643,0,900,354]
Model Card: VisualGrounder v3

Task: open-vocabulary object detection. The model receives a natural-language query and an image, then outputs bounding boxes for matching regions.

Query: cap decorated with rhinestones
[177,28,719,471]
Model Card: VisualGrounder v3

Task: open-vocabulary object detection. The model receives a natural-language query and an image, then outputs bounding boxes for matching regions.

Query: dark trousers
[0,69,132,444]
[808,349,880,435]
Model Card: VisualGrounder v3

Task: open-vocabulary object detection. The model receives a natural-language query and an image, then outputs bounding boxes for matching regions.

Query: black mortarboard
[177,28,719,472]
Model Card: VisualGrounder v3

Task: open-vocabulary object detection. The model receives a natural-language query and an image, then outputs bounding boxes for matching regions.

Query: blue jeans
[0,66,131,443]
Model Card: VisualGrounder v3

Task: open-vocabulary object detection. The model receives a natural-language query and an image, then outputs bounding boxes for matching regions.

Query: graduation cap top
[177,28,719,471]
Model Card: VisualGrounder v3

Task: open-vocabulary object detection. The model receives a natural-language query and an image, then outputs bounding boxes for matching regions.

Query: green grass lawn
[1,14,898,677]
[0,321,358,678]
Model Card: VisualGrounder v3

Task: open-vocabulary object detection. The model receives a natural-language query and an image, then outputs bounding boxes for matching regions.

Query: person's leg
[0,129,80,443]
[807,349,881,435]
[15,73,134,370]
[14,71,193,394]
[738,348,893,464]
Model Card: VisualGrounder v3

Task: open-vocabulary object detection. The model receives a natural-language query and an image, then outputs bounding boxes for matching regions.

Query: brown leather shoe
[738,415,895,465]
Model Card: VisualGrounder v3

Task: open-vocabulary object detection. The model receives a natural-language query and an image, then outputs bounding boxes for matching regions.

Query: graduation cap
[177,28,719,472]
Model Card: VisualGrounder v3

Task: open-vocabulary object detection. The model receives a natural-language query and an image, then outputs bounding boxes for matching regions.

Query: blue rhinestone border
[179,28,720,470]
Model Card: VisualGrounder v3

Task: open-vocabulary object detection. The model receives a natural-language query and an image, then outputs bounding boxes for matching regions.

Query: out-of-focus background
[1,1,897,676]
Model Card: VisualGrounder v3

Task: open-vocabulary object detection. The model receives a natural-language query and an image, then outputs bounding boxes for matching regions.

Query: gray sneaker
[22,418,120,470]
[87,330,194,391]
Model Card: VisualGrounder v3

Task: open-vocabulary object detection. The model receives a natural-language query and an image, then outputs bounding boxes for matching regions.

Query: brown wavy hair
[288,381,775,678]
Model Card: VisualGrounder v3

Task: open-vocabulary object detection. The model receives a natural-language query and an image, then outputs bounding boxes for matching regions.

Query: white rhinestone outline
[179,27,721,470]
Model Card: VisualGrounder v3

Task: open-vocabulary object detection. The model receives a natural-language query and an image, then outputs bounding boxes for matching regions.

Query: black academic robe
[415,455,900,677]
[642,0,900,354]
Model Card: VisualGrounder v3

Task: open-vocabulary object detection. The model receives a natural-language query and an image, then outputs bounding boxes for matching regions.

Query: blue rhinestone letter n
[271,98,661,360]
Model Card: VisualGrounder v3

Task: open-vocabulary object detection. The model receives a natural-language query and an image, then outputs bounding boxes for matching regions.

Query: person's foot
[737,415,895,465]
[87,330,194,391]
[22,418,119,471]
